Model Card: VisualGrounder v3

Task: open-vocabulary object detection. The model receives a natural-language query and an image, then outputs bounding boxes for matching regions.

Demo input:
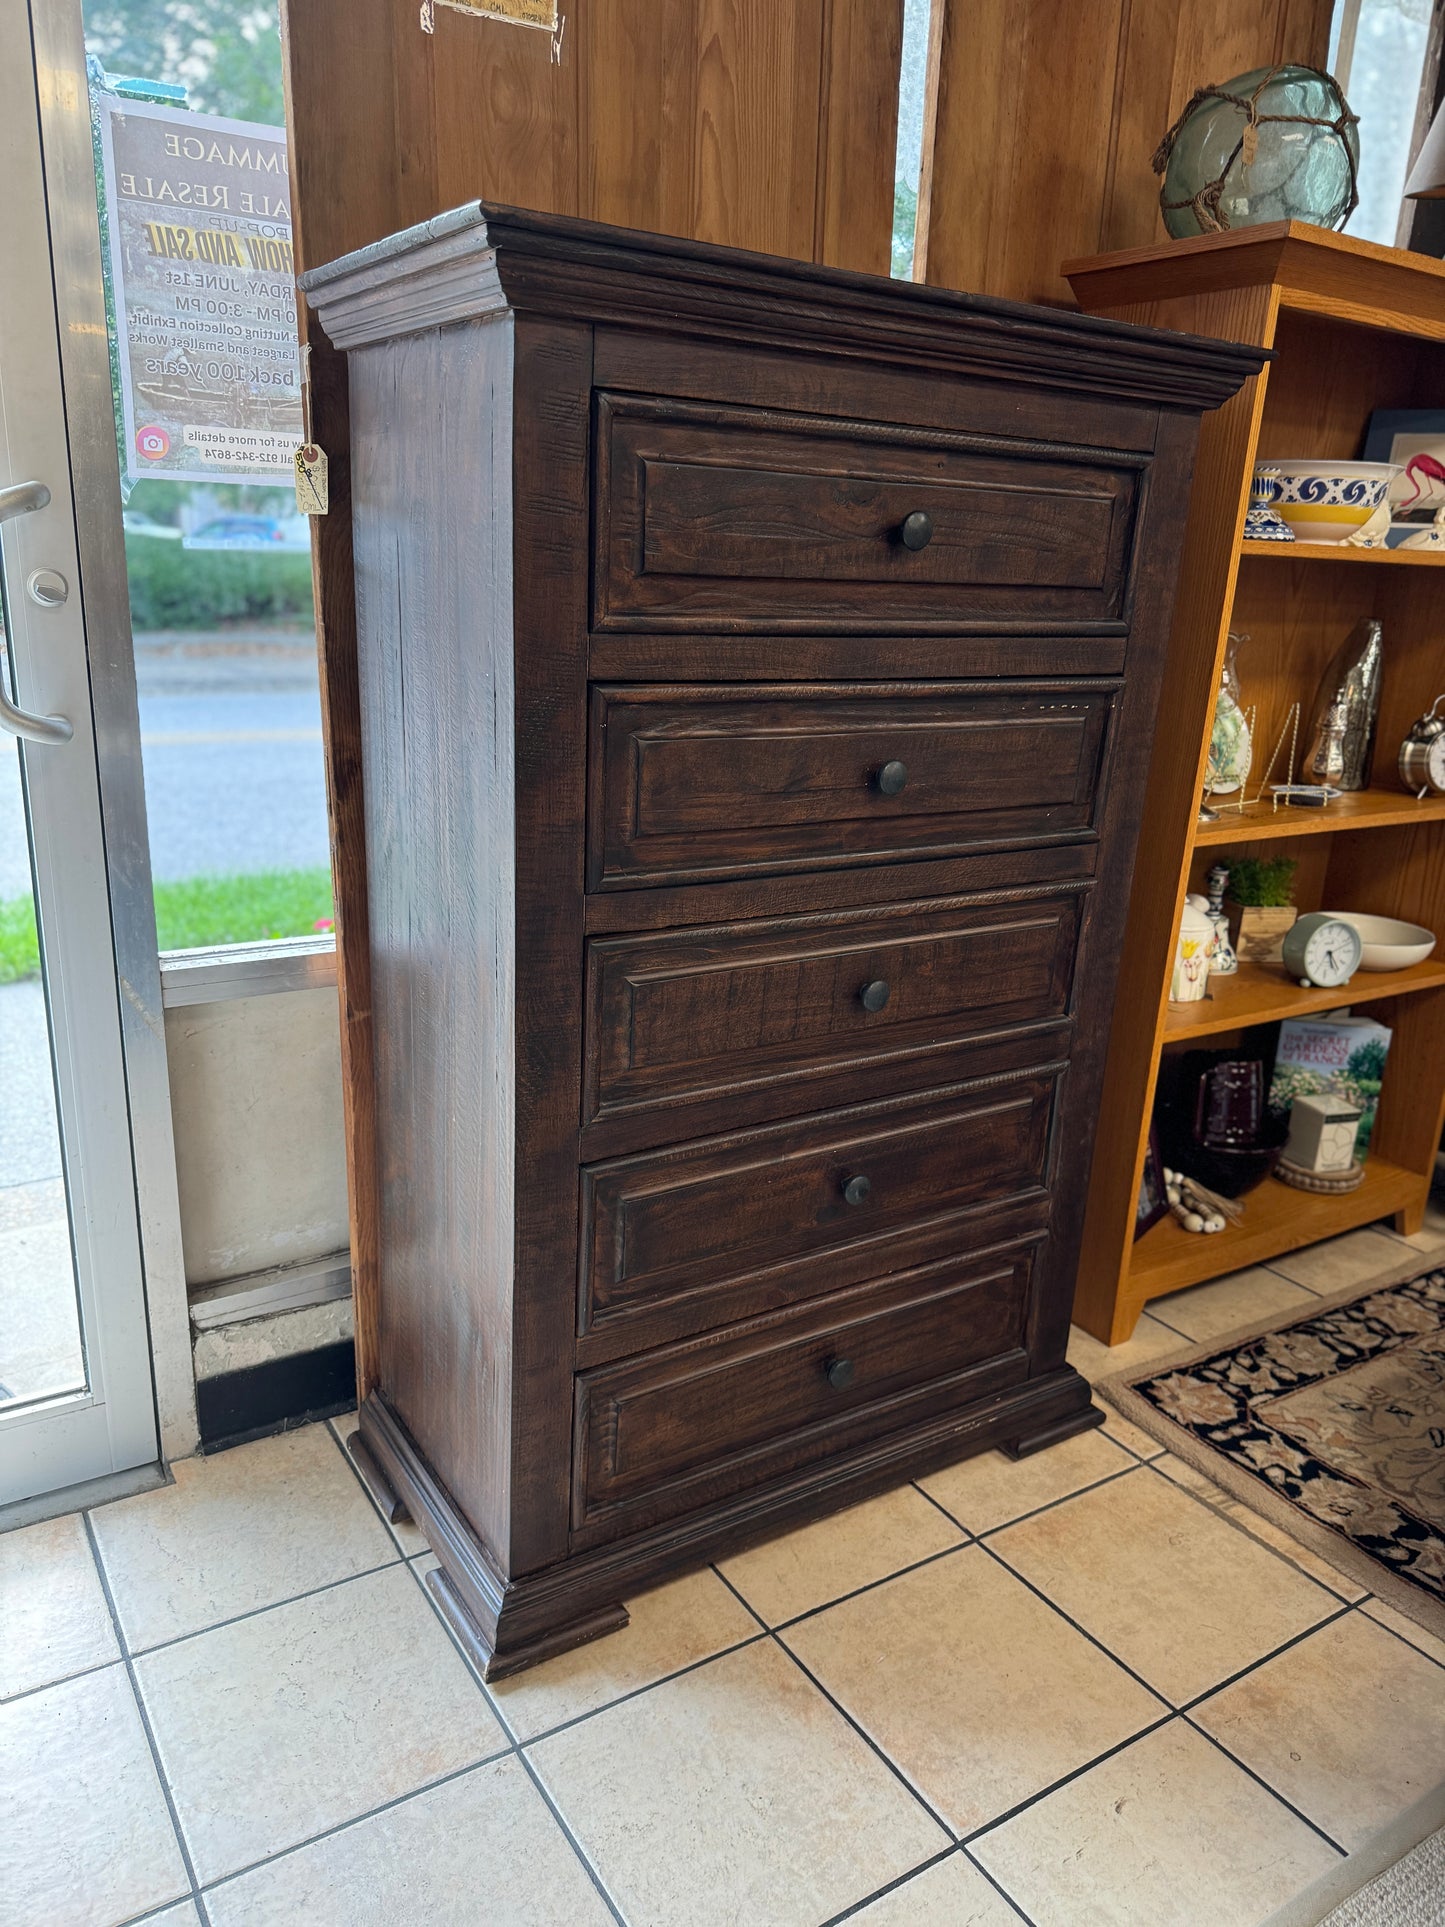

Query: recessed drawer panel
[593,394,1140,632]
[580,1072,1056,1344]
[589,683,1114,889]
[584,891,1083,1126]
[573,1243,1035,1536]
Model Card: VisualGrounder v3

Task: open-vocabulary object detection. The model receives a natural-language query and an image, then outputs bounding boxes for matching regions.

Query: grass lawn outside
[0,867,335,984]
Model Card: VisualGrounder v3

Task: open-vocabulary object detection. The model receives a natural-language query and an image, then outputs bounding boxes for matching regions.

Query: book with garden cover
[1268,1014,1392,1161]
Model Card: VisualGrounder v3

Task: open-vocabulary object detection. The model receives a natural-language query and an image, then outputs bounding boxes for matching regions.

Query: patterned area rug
[1100,1260,1445,1644]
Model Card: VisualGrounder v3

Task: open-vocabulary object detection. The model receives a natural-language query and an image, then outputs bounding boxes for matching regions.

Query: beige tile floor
[4,1219,1444,1926]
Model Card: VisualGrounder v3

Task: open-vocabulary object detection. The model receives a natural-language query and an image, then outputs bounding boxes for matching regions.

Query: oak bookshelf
[1065,224,1445,1344]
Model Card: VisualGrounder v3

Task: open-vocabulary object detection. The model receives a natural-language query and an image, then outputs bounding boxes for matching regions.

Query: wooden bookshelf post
[1066,224,1445,1344]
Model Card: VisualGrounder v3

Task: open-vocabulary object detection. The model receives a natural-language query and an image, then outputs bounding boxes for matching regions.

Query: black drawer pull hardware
[899,510,934,551]
[875,759,908,797]
[824,1356,856,1391]
[860,979,891,1013]
[842,1174,872,1207]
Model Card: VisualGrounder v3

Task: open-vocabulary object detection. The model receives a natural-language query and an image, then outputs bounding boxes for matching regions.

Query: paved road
[1,631,330,898]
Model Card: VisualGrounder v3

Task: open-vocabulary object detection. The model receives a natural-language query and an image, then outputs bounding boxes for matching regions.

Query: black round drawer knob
[825,1356,855,1391]
[899,510,934,550]
[875,759,909,797]
[842,1174,872,1207]
[860,979,891,1013]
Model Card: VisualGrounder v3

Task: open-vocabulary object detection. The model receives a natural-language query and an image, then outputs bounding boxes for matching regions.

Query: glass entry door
[0,3,161,1504]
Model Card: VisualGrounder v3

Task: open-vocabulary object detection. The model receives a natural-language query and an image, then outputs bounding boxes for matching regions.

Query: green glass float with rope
[1154,63,1360,240]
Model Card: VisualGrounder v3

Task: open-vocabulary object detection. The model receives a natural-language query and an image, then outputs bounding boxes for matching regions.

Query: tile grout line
[969,1531,1180,1711]
[1,1650,124,1711]
[1357,1600,1445,1676]
[1179,1711,1349,1858]
[389,1531,630,1924]
[322,1410,420,1560]
[813,1843,967,1927]
[768,1538,974,1636]
[1176,1600,1358,1717]
[514,1748,629,1926]
[958,1841,1040,1926]
[961,1706,1179,1849]
[111,1554,407,1664]
[504,1626,774,1750]
[197,1754,519,1903]
[709,1559,961,1846]
[1141,1457,1363,1609]
[80,1512,212,1927]
[113,1897,207,1927]
[910,1458,1140,1553]
[768,1626,962,1842]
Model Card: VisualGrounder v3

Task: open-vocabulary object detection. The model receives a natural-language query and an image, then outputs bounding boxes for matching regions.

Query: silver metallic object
[1307,618,1383,791]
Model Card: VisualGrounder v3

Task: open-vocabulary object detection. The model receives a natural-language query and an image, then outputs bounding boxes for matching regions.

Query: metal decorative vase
[1306,618,1383,791]
[1154,64,1359,240]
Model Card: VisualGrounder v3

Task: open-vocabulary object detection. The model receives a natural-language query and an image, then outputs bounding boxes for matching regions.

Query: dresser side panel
[505,317,596,1573]
[348,315,518,1563]
[1025,403,1201,1372]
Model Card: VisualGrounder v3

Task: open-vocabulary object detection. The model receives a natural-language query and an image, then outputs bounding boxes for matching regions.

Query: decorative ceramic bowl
[1333,913,1436,971]
[1272,462,1401,544]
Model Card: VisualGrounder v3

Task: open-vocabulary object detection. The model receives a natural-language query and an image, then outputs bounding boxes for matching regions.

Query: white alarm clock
[1280,912,1363,989]
[1399,695,1445,796]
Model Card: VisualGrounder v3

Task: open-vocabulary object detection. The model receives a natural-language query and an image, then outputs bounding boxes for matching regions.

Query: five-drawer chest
[301,204,1262,1676]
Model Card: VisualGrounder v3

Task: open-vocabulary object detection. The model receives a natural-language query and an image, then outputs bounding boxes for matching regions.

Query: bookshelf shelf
[1065,224,1445,1346]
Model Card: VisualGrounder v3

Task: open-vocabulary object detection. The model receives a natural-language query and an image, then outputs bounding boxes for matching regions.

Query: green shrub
[0,895,39,985]
[124,536,314,630]
[1224,855,1298,907]
[0,867,334,983]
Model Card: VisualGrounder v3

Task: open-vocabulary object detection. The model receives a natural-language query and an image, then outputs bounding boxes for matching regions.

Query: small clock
[1399,695,1445,796]
[1280,912,1363,989]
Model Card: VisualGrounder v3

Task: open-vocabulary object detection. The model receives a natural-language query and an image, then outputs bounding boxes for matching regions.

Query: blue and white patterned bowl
[1272,461,1401,544]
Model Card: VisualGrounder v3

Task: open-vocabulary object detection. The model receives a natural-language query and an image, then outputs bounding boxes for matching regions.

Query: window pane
[892,0,933,278]
[1333,0,1433,245]
[81,0,334,951]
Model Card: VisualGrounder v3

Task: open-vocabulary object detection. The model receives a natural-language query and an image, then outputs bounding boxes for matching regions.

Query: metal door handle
[0,480,52,523]
[0,479,73,744]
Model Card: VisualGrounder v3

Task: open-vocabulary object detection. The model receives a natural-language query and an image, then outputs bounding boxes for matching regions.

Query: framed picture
[1135,1126,1169,1240]
[1362,408,1445,543]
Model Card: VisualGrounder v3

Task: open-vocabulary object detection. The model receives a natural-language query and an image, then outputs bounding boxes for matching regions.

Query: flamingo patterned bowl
[1271,461,1402,544]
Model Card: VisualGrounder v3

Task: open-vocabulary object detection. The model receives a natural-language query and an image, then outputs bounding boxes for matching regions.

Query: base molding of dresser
[1000,1399,1106,1461]
[358,1367,1099,1677]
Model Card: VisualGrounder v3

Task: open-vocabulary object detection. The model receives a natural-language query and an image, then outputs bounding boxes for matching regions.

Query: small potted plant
[1224,855,1298,963]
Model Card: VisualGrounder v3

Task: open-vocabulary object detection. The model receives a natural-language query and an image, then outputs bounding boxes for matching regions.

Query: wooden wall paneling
[392,3,441,232]
[691,0,825,257]
[1100,0,1333,259]
[925,0,1127,303]
[814,0,905,273]
[431,5,580,215]
[924,0,1333,303]
[1069,280,1277,1345]
[280,0,401,265]
[280,0,403,1396]
[298,331,381,1394]
[580,0,699,236]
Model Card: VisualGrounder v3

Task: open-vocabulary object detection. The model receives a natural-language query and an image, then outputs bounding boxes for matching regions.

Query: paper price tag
[294,443,329,515]
[436,0,558,24]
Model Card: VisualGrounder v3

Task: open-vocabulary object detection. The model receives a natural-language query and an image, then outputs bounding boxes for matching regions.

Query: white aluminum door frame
[0,0,195,1506]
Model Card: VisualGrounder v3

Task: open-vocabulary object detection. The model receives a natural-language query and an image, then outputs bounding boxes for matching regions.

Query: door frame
[0,0,195,1507]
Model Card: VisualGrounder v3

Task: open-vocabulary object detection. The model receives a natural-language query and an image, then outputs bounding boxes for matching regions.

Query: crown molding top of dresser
[300,200,1266,409]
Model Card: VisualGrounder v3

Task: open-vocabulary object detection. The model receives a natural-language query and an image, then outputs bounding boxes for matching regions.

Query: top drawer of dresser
[592,394,1143,634]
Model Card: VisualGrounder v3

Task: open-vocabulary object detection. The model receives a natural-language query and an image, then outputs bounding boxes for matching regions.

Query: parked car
[183,515,311,553]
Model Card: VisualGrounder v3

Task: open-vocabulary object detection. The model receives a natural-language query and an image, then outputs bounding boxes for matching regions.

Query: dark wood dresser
[301,204,1262,1677]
